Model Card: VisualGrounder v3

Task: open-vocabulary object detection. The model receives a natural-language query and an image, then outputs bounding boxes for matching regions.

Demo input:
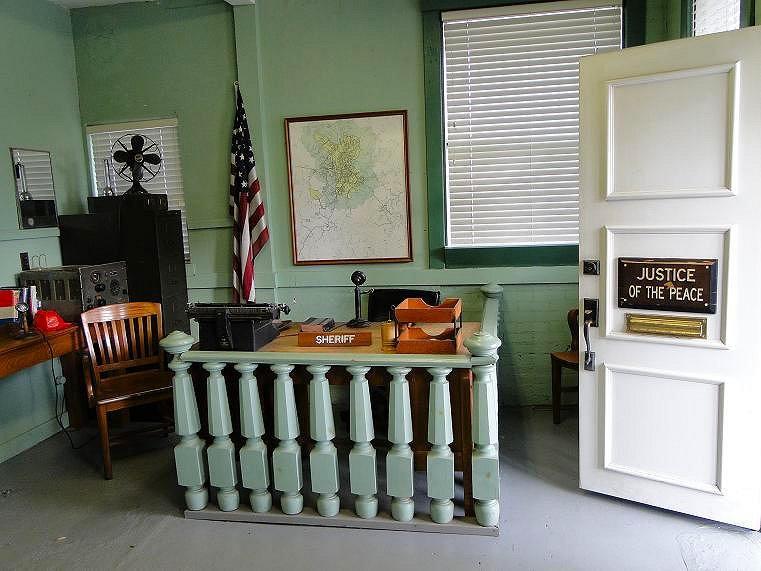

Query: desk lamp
[346,270,374,328]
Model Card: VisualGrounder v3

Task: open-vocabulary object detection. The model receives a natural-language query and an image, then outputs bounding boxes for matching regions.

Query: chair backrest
[367,288,442,322]
[568,308,579,352]
[80,302,165,384]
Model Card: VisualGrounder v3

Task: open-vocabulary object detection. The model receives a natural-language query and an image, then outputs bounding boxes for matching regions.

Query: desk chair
[367,288,441,322]
[550,309,579,424]
[80,302,173,479]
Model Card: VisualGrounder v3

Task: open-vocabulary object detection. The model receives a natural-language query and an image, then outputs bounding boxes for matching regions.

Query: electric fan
[111,134,162,195]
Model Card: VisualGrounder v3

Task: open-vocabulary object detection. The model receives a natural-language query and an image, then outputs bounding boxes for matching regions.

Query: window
[86,119,190,259]
[11,149,55,202]
[442,1,622,250]
[692,0,741,35]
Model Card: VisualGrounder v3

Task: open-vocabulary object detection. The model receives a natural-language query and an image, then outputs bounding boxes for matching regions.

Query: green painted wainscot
[161,284,502,535]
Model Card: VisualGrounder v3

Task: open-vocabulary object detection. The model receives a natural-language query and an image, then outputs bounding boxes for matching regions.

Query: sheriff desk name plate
[618,258,718,314]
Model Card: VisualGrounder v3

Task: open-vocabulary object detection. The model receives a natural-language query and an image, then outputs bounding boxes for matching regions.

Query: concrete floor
[1,407,760,571]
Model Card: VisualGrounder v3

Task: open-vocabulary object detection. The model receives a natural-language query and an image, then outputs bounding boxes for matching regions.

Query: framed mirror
[10,148,58,229]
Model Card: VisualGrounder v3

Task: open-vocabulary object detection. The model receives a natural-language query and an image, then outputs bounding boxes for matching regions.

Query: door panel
[603,364,724,494]
[579,26,761,529]
[607,64,738,200]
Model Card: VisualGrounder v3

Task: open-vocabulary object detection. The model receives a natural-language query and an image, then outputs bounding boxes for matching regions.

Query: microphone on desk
[346,270,373,329]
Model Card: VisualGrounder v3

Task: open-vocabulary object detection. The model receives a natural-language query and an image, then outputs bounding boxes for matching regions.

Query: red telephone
[33,310,72,333]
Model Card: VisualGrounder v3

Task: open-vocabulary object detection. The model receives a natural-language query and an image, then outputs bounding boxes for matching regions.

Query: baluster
[426,367,455,524]
[347,365,377,519]
[465,331,502,527]
[160,331,208,511]
[205,362,239,512]
[307,364,339,517]
[386,366,414,522]
[271,364,303,515]
[237,363,271,513]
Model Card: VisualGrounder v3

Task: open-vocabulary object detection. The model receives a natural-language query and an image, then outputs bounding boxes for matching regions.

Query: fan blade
[131,134,145,152]
[143,153,161,165]
[133,165,144,181]
[142,163,158,179]
[113,150,129,163]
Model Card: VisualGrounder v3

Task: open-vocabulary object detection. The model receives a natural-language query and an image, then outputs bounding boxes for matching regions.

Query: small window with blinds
[443,1,622,249]
[86,119,190,259]
[692,0,741,36]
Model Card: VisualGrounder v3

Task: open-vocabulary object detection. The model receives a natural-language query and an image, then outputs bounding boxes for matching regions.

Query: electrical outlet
[19,252,30,271]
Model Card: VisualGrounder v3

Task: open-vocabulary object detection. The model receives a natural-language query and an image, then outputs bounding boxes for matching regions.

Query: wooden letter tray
[393,298,462,323]
[393,298,463,354]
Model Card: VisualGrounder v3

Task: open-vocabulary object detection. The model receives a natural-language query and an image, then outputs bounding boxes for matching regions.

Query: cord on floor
[37,328,97,450]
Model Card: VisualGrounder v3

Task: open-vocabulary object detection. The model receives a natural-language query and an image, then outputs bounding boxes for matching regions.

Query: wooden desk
[0,325,88,428]
[260,322,478,515]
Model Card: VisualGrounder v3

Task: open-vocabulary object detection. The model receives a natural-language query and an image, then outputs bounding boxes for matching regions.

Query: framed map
[285,110,412,265]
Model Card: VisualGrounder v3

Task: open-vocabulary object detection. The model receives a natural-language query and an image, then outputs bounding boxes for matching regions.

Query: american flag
[230,84,268,303]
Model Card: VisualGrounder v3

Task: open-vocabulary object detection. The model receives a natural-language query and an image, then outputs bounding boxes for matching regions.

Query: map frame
[284,110,413,265]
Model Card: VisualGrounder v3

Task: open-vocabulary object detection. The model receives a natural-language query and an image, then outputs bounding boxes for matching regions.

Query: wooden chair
[80,302,173,479]
[550,309,579,424]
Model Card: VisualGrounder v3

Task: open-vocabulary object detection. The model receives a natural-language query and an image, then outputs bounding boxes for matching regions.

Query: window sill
[444,245,578,268]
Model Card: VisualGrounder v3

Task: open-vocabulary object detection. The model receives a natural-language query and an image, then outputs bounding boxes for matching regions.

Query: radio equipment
[18,262,129,322]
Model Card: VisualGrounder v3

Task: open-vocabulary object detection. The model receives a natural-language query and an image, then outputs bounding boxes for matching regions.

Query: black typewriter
[186,302,291,351]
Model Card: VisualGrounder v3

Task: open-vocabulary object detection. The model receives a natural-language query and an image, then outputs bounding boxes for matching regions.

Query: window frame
[681,0,755,37]
[423,0,642,268]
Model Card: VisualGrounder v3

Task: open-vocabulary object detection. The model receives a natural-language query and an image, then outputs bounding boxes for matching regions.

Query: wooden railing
[160,283,502,532]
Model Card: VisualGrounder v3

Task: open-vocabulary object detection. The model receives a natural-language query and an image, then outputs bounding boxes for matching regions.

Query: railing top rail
[161,282,503,368]
[178,349,494,368]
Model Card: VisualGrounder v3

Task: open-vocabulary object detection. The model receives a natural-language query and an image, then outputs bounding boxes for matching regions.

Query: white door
[579,25,761,529]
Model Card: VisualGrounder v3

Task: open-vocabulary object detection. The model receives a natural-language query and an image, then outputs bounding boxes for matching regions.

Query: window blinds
[443,1,622,248]
[693,0,740,36]
[12,149,55,202]
[87,120,190,259]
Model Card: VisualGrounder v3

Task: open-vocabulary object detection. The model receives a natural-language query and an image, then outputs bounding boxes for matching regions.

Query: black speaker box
[88,193,168,214]
[58,199,189,333]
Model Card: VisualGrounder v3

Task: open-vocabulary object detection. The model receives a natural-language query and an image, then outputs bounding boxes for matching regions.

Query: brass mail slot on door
[625,313,707,339]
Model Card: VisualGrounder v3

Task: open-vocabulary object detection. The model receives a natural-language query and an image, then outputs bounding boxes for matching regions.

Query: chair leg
[96,405,113,480]
[551,358,562,425]
[159,401,172,438]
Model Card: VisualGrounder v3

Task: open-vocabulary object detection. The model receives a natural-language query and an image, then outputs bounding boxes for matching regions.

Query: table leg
[293,367,310,451]
[551,356,562,424]
[60,350,88,429]
[462,370,474,517]
[410,369,429,471]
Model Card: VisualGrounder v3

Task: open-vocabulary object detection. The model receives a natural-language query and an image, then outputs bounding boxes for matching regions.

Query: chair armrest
[81,353,96,407]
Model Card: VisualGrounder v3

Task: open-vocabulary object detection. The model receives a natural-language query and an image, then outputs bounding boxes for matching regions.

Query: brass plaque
[618,258,718,314]
[625,313,707,339]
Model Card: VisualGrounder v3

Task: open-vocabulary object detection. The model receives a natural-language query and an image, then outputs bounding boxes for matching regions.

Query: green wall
[69,0,580,406]
[0,0,752,462]
[0,0,88,462]
[246,0,579,403]
[70,0,247,297]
